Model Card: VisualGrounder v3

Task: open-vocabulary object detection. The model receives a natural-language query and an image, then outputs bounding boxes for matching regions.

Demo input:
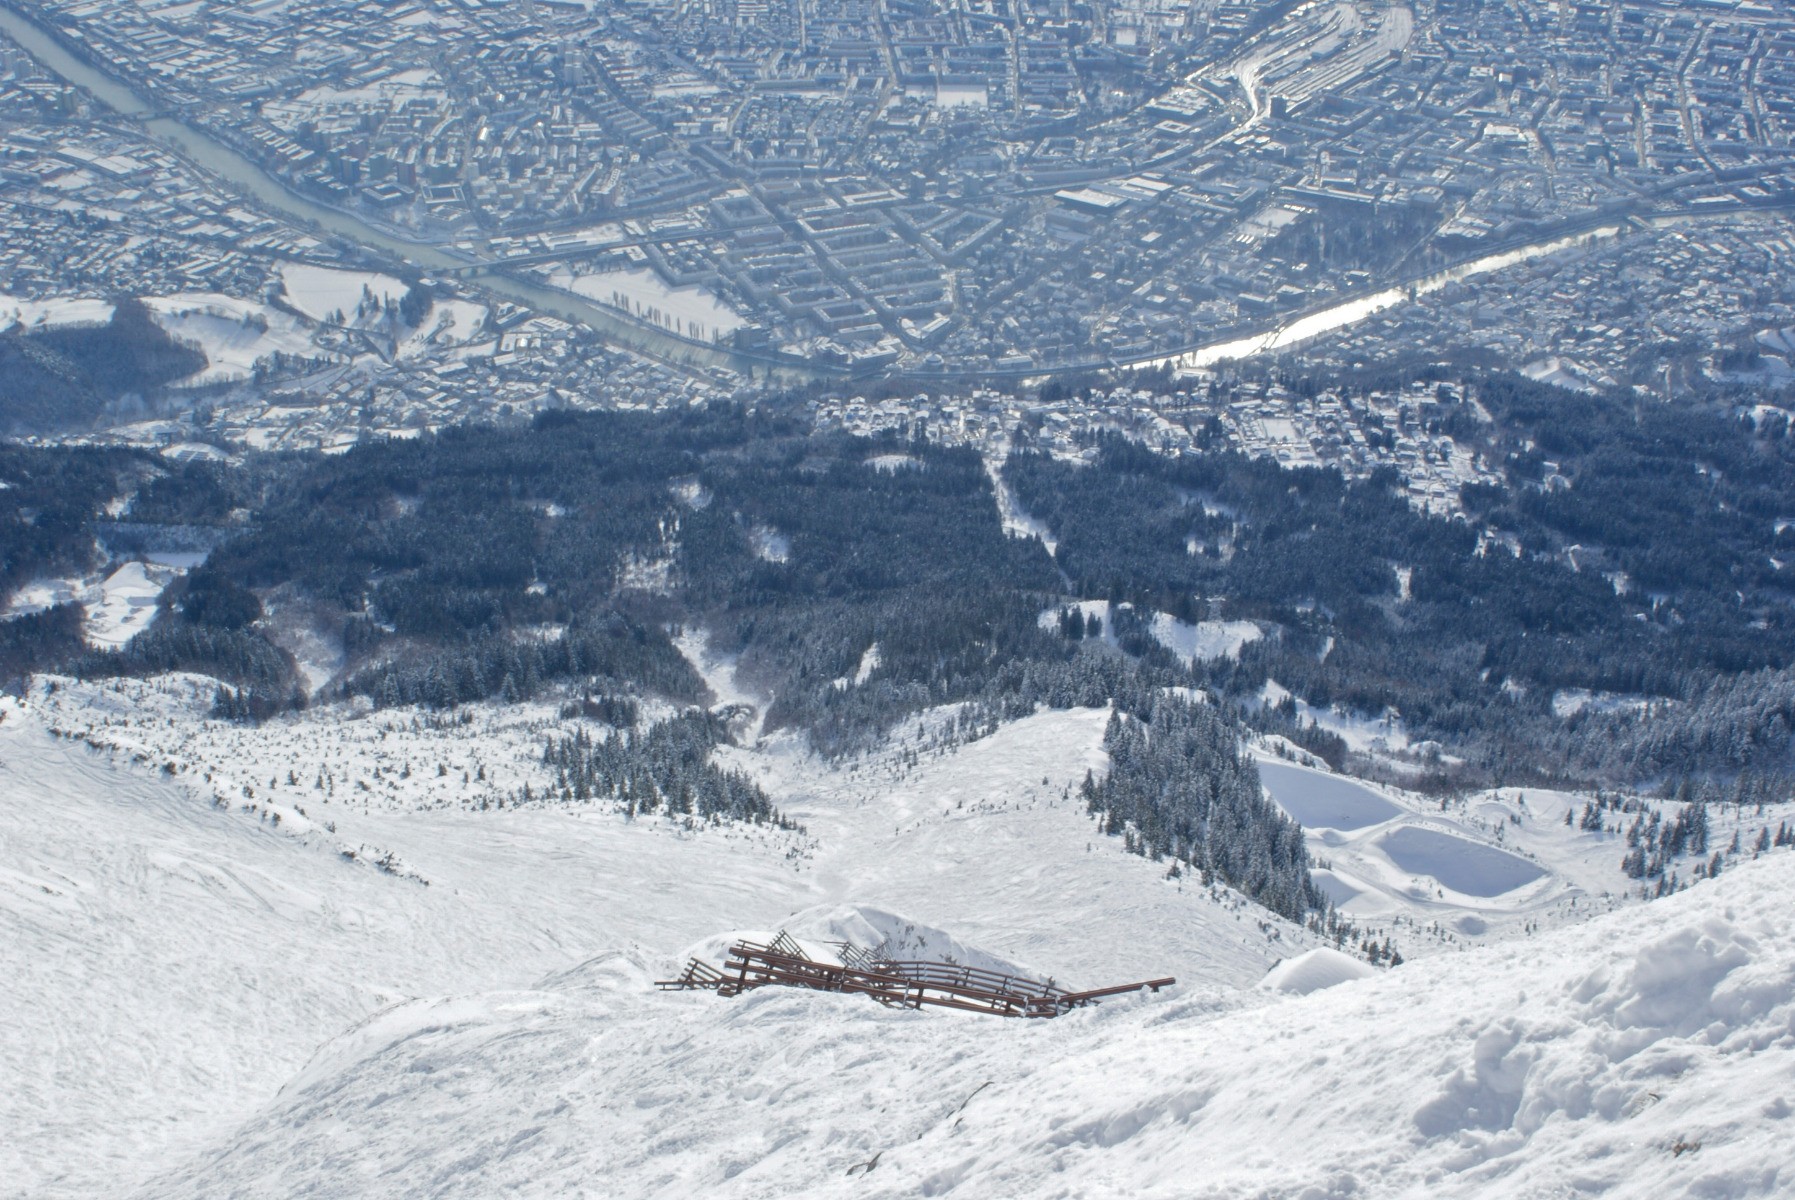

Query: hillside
[135,826,1795,1200]
[0,298,206,436]
[7,630,1792,1198]
[0,679,1319,1199]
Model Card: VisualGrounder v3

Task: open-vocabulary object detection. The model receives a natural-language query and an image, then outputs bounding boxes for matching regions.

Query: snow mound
[677,904,1039,981]
[1259,947,1376,994]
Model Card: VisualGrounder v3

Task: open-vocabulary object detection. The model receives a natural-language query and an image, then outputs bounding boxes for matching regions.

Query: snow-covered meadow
[142,293,321,384]
[276,262,408,325]
[5,558,193,648]
[548,264,744,342]
[0,292,113,331]
[1037,598,1262,665]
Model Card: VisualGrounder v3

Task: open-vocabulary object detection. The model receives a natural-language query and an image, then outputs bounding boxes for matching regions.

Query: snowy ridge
[137,854,1794,1199]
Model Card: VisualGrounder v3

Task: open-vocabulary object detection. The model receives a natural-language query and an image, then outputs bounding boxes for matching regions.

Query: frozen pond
[1258,761,1402,831]
[1378,827,1546,897]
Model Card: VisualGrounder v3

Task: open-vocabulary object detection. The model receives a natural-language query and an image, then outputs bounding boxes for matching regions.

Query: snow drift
[1259,946,1377,994]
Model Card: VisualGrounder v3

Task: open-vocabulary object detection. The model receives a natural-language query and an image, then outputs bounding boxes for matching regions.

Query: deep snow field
[4,641,1793,1199]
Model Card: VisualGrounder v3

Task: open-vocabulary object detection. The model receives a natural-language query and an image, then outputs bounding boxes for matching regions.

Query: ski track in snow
[4,663,1793,1199]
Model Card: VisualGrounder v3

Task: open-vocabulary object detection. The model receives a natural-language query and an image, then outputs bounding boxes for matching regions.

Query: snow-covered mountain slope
[136,854,1795,1200]
[0,697,804,1198]
[8,657,1790,1199]
[23,673,1325,990]
[2,681,1321,1199]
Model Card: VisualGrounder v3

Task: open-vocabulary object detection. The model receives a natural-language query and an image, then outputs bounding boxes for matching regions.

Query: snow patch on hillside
[0,292,113,330]
[4,558,188,647]
[671,478,712,510]
[834,643,882,691]
[1261,677,1413,753]
[1553,688,1655,719]
[749,524,791,563]
[83,561,179,647]
[1148,613,1261,664]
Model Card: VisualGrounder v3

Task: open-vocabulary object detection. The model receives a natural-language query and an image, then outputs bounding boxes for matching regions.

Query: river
[1132,225,1624,374]
[0,3,798,379]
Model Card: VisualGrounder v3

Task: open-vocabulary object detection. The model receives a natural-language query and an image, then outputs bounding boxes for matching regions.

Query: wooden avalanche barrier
[657,930,1173,1019]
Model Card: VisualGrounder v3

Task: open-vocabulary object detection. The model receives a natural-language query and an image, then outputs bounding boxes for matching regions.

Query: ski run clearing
[3,645,1793,1198]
